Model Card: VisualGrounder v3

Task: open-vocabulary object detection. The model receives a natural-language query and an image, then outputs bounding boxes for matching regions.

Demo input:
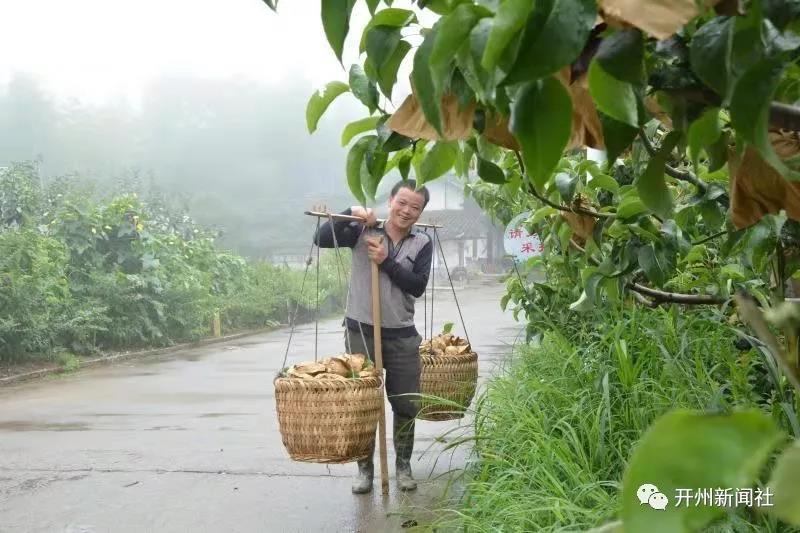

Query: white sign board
[503,211,543,261]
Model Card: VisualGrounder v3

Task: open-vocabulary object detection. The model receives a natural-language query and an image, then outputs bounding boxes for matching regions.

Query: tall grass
[435,306,795,532]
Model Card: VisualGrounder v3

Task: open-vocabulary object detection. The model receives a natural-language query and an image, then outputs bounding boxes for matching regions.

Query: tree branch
[514,151,615,220]
[692,230,727,246]
[569,239,726,305]
[638,132,708,192]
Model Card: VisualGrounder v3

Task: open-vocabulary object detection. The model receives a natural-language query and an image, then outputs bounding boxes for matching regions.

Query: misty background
[0,0,429,258]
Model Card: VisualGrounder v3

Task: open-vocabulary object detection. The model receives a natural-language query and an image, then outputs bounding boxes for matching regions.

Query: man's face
[388,186,426,231]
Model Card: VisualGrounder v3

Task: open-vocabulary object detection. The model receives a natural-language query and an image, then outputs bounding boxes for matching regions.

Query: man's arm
[313,208,362,248]
[379,238,433,298]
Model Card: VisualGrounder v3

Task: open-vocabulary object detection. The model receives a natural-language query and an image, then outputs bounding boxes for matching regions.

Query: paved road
[0,282,520,533]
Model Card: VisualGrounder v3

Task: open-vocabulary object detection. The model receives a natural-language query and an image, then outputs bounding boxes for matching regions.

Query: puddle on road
[0,420,90,432]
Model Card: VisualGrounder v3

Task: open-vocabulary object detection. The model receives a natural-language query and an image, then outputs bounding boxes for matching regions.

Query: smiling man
[314,179,433,494]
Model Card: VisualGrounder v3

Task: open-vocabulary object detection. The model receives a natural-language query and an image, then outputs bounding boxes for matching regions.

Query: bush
[0,163,347,363]
[442,306,793,532]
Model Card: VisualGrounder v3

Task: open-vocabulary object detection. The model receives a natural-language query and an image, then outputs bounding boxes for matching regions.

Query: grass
[429,306,797,532]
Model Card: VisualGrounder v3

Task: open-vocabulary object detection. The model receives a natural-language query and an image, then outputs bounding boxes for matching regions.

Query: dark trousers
[344,329,422,419]
[345,328,421,465]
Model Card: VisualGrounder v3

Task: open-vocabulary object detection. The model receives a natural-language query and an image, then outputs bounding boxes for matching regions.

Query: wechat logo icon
[638,483,669,510]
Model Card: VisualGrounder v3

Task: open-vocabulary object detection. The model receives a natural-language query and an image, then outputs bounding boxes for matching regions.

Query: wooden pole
[371,253,390,496]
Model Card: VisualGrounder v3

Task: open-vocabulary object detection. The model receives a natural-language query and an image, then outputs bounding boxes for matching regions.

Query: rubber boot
[394,416,417,492]
[351,456,374,494]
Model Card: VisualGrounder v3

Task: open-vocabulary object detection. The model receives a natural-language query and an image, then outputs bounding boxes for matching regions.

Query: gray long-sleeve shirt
[314,209,433,338]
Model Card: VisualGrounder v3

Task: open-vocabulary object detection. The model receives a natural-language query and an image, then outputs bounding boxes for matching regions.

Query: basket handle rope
[431,226,471,348]
[327,212,371,362]
[281,212,375,374]
[280,217,320,373]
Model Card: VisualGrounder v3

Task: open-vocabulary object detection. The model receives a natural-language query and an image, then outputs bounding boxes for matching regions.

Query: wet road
[0,282,520,533]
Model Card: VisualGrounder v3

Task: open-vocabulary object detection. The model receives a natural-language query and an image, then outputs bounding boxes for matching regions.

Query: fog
[0,0,421,258]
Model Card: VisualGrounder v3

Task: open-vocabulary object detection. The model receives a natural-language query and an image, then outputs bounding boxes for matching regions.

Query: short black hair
[390,179,430,207]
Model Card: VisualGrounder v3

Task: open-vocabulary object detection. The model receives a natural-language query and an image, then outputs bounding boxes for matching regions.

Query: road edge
[0,327,277,388]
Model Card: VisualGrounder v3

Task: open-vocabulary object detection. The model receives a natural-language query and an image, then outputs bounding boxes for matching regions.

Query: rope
[434,227,471,347]
[430,227,435,336]
[315,233,320,362]
[280,223,319,372]
[423,228,429,341]
[329,213,371,361]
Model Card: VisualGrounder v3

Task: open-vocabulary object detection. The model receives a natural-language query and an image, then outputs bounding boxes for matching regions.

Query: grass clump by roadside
[435,307,795,532]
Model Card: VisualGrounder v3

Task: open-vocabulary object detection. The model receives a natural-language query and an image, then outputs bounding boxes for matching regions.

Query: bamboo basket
[418,352,478,421]
[274,376,383,463]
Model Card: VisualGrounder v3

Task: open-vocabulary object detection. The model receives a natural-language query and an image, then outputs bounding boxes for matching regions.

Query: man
[314,179,433,494]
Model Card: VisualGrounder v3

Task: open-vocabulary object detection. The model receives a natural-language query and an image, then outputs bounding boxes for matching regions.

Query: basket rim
[274,375,383,390]
[419,352,478,363]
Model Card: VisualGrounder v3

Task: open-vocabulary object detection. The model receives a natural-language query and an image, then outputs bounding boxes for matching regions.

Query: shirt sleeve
[313,208,362,248]
[379,236,433,297]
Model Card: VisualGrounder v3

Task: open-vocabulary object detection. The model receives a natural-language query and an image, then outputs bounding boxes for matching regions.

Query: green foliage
[305,81,350,134]
[0,164,347,363]
[511,77,572,187]
[435,305,794,531]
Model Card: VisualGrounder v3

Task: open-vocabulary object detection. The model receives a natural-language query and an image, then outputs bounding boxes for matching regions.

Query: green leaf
[700,200,725,231]
[420,141,458,184]
[306,81,350,134]
[382,131,413,152]
[481,0,534,71]
[346,136,372,205]
[586,172,620,193]
[688,107,722,169]
[363,139,388,200]
[366,26,402,71]
[261,0,278,12]
[504,0,597,84]
[596,29,645,86]
[412,26,444,136]
[341,117,381,146]
[459,18,495,101]
[510,77,573,188]
[500,292,511,311]
[568,290,593,312]
[583,269,605,304]
[477,157,507,184]
[588,61,638,128]
[321,0,356,64]
[731,58,800,180]
[378,40,411,98]
[442,321,454,334]
[349,65,379,114]
[638,245,666,286]
[360,8,417,52]
[768,441,800,525]
[398,153,412,180]
[366,0,380,15]
[622,410,783,533]
[599,113,639,165]
[531,205,557,224]
[690,16,733,98]
[431,4,486,96]
[636,132,678,219]
[555,172,577,202]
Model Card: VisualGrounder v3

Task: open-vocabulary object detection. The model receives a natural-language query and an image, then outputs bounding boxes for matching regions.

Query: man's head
[387,179,429,232]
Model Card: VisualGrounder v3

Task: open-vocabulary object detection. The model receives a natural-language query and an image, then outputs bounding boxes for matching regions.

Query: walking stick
[371,243,390,496]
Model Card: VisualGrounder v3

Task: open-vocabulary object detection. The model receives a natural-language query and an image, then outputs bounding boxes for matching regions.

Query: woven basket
[274,376,383,463]
[418,352,478,421]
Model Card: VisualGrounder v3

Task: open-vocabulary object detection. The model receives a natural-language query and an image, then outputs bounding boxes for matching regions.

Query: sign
[503,211,543,261]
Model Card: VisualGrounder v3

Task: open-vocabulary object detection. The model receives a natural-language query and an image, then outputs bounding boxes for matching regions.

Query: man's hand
[351,206,378,227]
[366,235,387,265]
